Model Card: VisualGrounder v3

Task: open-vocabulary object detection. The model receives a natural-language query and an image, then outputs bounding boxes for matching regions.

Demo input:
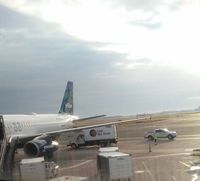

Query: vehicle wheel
[148,135,153,140]
[71,143,78,149]
[168,135,173,140]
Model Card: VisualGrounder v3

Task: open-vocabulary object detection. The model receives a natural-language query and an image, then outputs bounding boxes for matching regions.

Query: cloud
[0,5,125,114]
[105,0,182,29]
[106,0,182,12]
[1,3,200,116]
[114,57,153,70]
[1,0,200,76]
[188,96,200,101]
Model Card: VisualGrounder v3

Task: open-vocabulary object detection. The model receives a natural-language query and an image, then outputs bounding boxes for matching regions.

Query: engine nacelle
[24,134,59,157]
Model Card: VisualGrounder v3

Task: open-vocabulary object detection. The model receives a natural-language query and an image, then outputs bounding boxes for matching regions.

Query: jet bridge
[0,115,6,165]
[0,115,18,180]
[0,116,4,143]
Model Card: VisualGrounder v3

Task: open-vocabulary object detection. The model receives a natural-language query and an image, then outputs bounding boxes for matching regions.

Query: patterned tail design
[59,81,73,114]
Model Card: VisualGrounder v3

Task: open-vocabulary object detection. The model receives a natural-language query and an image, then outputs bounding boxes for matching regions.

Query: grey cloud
[105,0,181,12]
[133,58,153,64]
[94,65,200,115]
[105,0,181,29]
[75,56,200,116]
[1,4,200,117]
[129,19,162,29]
[0,5,125,115]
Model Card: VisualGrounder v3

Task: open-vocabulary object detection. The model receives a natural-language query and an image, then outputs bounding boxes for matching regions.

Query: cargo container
[20,157,59,181]
[97,151,133,181]
[20,157,46,181]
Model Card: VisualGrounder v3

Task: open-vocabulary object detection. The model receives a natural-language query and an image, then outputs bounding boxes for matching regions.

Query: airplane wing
[11,116,145,157]
[10,117,145,142]
[44,117,145,135]
[73,114,106,121]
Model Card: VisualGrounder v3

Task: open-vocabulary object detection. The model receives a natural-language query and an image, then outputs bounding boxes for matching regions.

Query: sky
[0,0,200,117]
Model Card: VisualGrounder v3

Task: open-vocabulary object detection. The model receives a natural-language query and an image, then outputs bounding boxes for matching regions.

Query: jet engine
[24,134,59,157]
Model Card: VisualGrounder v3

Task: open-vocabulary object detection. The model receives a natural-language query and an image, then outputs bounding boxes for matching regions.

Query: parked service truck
[65,125,118,149]
[97,151,133,181]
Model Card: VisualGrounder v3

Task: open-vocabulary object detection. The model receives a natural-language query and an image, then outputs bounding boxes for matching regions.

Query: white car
[144,128,177,140]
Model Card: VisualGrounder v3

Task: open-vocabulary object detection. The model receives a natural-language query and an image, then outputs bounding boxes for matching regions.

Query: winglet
[59,81,73,114]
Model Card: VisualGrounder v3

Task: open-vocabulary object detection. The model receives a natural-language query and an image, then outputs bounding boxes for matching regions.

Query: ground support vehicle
[62,125,118,149]
[144,128,177,140]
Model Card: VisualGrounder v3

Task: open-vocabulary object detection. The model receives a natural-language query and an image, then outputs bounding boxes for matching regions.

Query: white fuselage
[2,114,79,139]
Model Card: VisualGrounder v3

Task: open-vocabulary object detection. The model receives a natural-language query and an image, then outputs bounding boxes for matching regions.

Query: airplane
[0,81,142,157]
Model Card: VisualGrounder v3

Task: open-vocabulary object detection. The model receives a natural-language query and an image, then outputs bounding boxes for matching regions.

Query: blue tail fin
[59,81,73,114]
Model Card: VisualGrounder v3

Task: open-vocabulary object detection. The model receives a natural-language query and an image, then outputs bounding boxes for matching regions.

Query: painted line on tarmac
[176,137,200,140]
[192,174,199,181]
[119,137,143,141]
[171,176,177,181]
[120,135,200,141]
[179,161,190,168]
[185,148,195,152]
[142,161,156,181]
[134,170,145,174]
[189,160,195,165]
[133,152,190,160]
[60,160,93,170]
[178,134,200,137]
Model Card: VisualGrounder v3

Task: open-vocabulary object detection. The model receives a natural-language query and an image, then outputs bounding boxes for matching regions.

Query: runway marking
[135,170,145,174]
[119,137,142,141]
[184,148,196,152]
[178,134,200,137]
[192,174,198,181]
[189,160,195,165]
[142,161,156,181]
[171,176,177,181]
[119,135,200,141]
[133,152,190,160]
[179,161,190,168]
[176,137,200,140]
[60,160,93,170]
